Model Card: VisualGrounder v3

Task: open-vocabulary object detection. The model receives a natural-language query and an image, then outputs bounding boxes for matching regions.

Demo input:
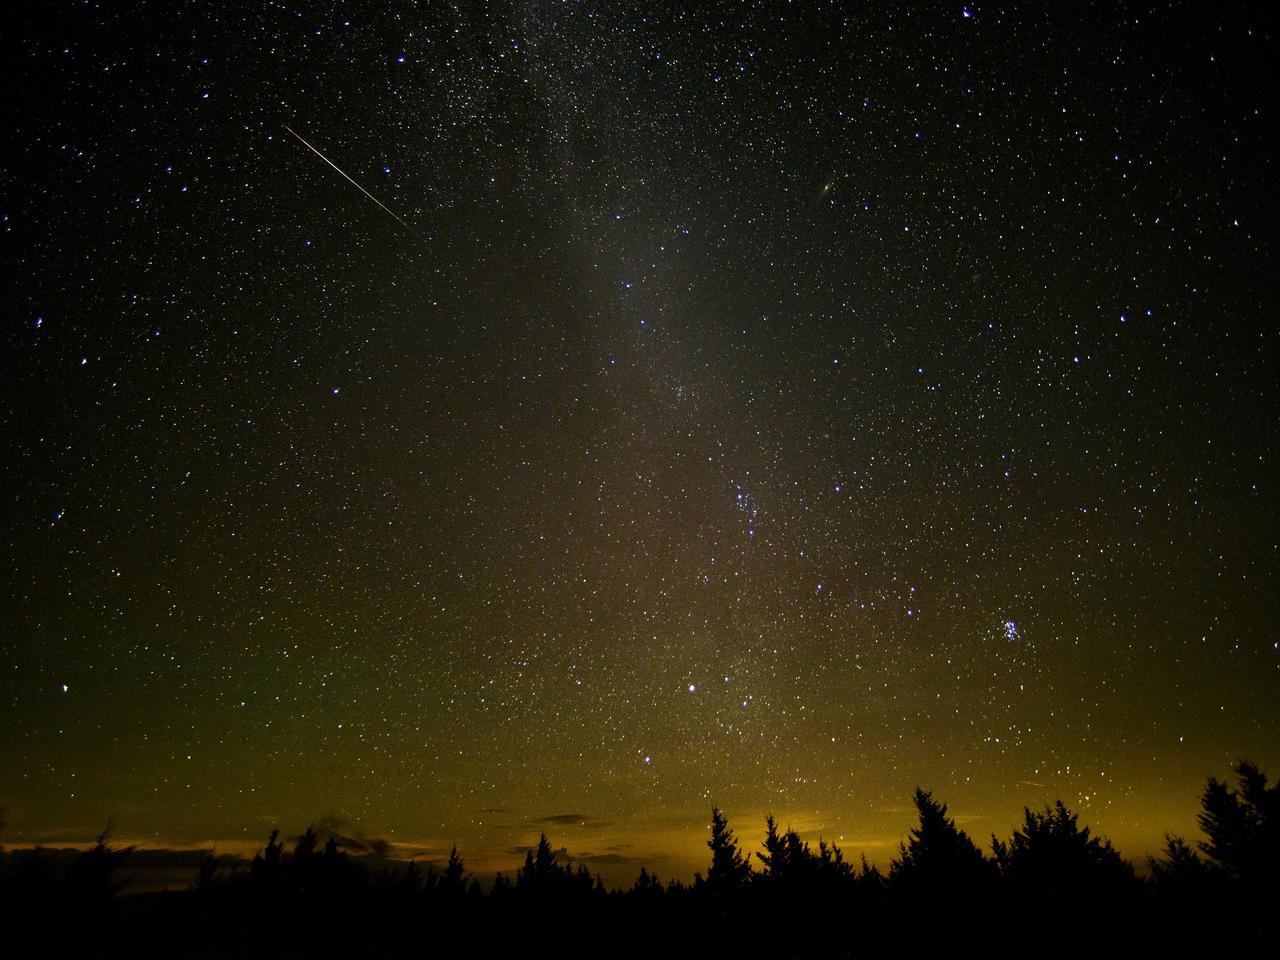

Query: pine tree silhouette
[249,828,285,893]
[1196,761,1279,890]
[193,853,220,896]
[630,865,664,901]
[1150,760,1279,939]
[1149,832,1217,922]
[517,834,558,892]
[757,815,787,879]
[64,827,133,907]
[815,838,855,887]
[400,859,423,896]
[62,826,134,944]
[756,815,838,898]
[514,833,595,900]
[993,799,1135,925]
[441,844,466,895]
[21,766,1280,955]
[890,788,993,922]
[704,807,752,897]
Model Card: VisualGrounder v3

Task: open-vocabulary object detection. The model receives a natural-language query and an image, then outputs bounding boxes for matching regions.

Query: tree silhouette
[516,833,557,892]
[62,827,134,933]
[890,788,993,920]
[704,807,751,896]
[757,815,787,879]
[630,865,664,902]
[290,826,320,899]
[65,828,133,903]
[1149,832,1217,921]
[293,825,319,860]
[193,853,220,896]
[400,859,423,896]
[815,838,857,890]
[859,853,887,907]
[993,799,1136,924]
[1196,761,1279,890]
[490,871,513,899]
[14,766,1278,955]
[1151,760,1279,936]
[755,815,853,900]
[514,833,595,901]
[441,844,466,895]
[249,828,285,893]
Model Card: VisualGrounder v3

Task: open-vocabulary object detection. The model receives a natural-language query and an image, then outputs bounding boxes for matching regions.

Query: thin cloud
[573,850,670,867]
[533,813,590,826]
[504,843,572,859]
[531,813,612,828]
[310,815,390,857]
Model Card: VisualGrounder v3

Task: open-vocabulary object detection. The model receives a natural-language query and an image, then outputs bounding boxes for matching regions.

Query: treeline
[0,761,1275,958]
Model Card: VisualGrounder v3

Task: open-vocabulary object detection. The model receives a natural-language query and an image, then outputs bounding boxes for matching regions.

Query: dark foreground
[1,761,1275,958]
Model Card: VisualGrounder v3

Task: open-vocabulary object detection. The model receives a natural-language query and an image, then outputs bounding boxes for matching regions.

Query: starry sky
[2,2,1276,884]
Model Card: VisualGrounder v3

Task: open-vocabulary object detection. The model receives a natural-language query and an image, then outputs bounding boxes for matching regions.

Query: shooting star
[285,125,423,241]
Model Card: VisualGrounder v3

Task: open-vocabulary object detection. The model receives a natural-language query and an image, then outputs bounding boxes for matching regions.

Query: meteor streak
[285,125,422,240]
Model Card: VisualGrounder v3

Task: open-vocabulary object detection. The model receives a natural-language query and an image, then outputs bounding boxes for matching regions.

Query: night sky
[2,2,1276,884]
